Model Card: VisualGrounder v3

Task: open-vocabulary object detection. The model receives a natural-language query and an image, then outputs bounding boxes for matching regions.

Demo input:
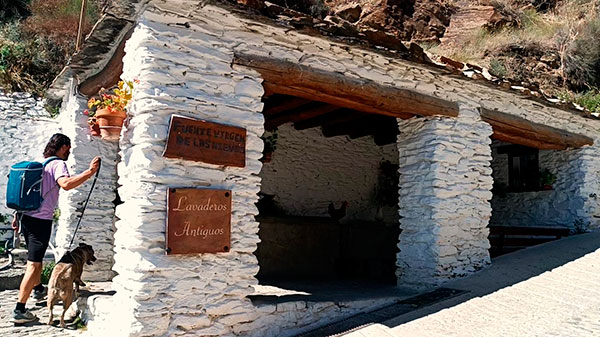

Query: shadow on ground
[382,231,600,328]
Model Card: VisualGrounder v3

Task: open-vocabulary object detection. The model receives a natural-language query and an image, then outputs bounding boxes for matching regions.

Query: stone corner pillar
[396,103,493,288]
[54,79,118,281]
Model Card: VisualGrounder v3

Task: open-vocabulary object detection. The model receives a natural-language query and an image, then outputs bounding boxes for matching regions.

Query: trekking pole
[67,158,101,251]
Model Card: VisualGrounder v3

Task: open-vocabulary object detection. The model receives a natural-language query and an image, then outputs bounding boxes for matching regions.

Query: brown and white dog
[47,243,96,327]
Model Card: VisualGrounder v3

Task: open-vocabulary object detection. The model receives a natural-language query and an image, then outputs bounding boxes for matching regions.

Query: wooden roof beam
[295,109,366,130]
[491,130,565,150]
[234,53,458,119]
[480,108,593,150]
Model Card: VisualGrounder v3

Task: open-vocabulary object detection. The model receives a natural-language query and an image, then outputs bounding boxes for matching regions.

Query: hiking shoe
[13,309,38,324]
[32,286,47,300]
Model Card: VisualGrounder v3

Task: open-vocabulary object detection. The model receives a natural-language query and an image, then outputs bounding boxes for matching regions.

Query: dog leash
[67,158,102,251]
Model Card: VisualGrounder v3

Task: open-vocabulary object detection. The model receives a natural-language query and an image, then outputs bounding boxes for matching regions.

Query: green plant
[558,7,600,89]
[489,58,507,77]
[539,168,557,186]
[86,80,135,114]
[41,262,56,285]
[309,0,329,19]
[262,130,278,153]
[85,80,136,127]
[72,316,86,330]
[53,208,61,223]
[574,90,600,113]
[45,103,60,118]
[0,0,103,95]
[0,0,31,21]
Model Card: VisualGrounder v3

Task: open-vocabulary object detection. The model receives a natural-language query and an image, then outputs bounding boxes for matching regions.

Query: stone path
[1,232,599,337]
[345,231,600,337]
[0,289,83,336]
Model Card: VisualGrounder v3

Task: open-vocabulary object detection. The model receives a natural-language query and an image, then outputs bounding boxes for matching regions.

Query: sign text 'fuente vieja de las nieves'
[166,188,232,255]
[163,115,246,167]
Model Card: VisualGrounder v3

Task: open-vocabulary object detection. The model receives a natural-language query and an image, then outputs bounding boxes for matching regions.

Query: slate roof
[47,0,595,119]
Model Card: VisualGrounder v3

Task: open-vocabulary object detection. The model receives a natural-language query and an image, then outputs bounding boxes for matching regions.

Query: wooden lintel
[265,103,341,130]
[234,53,458,119]
[491,130,566,150]
[481,108,593,149]
[79,28,134,96]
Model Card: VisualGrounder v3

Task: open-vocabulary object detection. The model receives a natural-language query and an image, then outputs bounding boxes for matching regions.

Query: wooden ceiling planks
[265,101,341,130]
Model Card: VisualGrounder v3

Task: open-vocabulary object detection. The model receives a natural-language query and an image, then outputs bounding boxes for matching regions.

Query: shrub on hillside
[23,0,99,49]
[561,16,600,89]
[269,0,330,18]
[0,0,31,22]
[0,0,102,95]
[0,22,64,94]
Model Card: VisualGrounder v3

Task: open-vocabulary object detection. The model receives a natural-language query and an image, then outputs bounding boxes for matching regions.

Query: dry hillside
[245,0,600,113]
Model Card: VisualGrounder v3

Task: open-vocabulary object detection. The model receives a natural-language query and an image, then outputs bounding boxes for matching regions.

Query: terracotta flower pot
[95,108,126,141]
[89,123,101,136]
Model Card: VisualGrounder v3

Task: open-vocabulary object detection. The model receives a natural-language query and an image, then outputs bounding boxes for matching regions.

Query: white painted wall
[490,141,590,231]
[0,90,60,240]
[260,124,399,223]
[53,80,119,281]
[81,1,600,336]
[396,105,494,288]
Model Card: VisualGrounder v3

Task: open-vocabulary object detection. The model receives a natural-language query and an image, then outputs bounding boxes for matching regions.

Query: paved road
[346,231,600,337]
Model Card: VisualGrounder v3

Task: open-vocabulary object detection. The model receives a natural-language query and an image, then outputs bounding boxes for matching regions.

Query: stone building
[31,0,600,336]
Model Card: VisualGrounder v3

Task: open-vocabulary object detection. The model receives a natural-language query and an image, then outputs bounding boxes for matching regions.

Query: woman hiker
[11,133,101,324]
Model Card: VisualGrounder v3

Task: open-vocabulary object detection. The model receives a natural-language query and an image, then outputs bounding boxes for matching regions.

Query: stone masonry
[260,124,399,223]
[491,143,585,230]
[53,80,118,281]
[76,0,600,335]
[396,104,494,288]
[0,90,59,241]
[86,14,265,336]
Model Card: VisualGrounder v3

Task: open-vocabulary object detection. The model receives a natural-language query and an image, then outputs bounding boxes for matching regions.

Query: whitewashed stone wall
[83,1,600,335]
[0,90,59,240]
[396,105,494,288]
[490,141,587,230]
[53,80,119,281]
[260,124,399,223]
[87,16,265,337]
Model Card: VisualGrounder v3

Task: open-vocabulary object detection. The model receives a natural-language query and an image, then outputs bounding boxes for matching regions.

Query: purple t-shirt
[26,159,70,220]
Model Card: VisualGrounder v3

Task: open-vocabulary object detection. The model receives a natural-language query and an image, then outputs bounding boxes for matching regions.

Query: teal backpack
[6,157,60,211]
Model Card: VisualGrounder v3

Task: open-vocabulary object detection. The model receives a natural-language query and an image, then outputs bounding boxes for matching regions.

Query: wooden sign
[166,188,232,255]
[163,115,246,167]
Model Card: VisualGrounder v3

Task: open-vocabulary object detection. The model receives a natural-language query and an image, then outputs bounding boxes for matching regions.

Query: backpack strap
[42,156,60,167]
[41,156,63,198]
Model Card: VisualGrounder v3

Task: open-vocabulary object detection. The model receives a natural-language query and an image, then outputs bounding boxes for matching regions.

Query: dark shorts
[20,215,52,263]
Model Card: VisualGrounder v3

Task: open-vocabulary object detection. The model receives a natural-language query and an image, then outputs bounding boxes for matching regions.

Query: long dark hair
[43,133,71,158]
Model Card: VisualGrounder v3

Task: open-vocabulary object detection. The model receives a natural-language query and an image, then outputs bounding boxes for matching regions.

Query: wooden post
[76,0,88,52]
